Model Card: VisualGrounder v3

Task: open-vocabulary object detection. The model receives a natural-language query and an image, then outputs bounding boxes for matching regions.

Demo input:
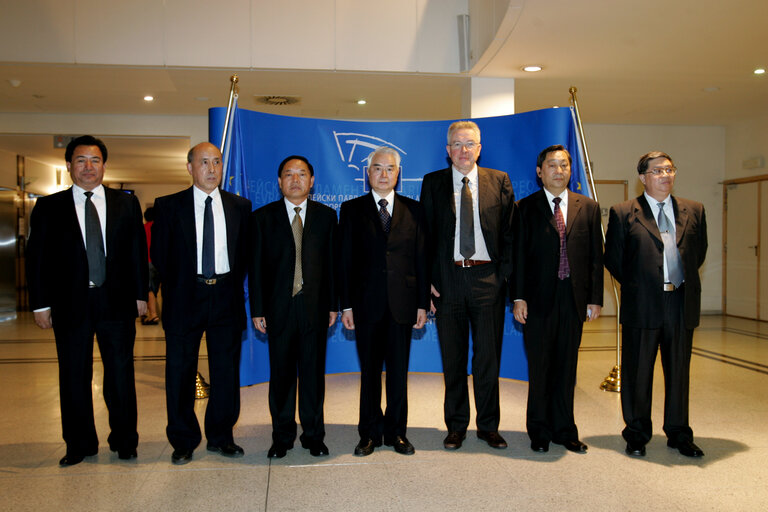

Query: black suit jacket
[513,189,603,317]
[27,186,148,327]
[151,187,252,332]
[249,198,337,334]
[338,192,429,325]
[420,167,516,296]
[605,195,707,329]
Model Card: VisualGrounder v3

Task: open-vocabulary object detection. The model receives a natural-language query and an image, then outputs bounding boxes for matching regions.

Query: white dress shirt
[73,183,107,256]
[543,187,568,226]
[193,186,230,275]
[645,191,676,283]
[371,189,395,216]
[452,165,491,261]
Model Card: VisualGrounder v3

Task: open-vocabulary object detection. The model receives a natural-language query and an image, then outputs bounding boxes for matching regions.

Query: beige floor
[0,313,766,512]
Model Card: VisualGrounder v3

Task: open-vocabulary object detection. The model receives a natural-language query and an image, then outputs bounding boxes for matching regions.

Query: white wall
[725,114,768,179]
[583,123,725,314]
[0,0,467,73]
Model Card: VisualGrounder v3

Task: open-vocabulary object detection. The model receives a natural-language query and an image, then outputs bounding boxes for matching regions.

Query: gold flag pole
[219,74,239,151]
[568,87,621,392]
[195,75,238,401]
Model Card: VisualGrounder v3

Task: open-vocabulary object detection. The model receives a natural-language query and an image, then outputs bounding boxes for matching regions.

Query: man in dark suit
[151,142,252,465]
[605,151,708,458]
[512,145,603,454]
[249,155,337,459]
[26,135,148,466]
[420,121,515,450]
[338,147,429,457]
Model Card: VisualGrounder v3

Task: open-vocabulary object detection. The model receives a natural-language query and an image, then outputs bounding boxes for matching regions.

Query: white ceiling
[1,0,765,185]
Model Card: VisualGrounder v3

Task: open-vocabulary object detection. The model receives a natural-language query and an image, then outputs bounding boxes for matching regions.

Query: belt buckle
[205,278,217,285]
[461,259,471,268]
[663,283,676,291]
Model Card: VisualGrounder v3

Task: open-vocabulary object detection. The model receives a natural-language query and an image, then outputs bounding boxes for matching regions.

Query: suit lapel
[534,190,557,232]
[390,194,404,233]
[221,191,238,269]
[477,167,492,236]
[180,187,198,268]
[566,191,583,236]
[672,196,688,245]
[634,195,662,243]
[103,188,116,258]
[363,193,384,232]
[63,188,87,253]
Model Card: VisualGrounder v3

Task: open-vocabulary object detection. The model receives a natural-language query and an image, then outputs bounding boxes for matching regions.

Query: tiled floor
[0,313,766,511]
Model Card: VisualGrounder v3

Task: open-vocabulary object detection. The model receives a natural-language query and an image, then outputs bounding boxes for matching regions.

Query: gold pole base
[600,365,621,393]
[195,371,210,399]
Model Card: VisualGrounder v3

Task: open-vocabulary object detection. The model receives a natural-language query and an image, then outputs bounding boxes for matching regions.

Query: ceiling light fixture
[522,65,542,72]
[357,99,367,105]
[755,68,766,75]
[143,95,154,101]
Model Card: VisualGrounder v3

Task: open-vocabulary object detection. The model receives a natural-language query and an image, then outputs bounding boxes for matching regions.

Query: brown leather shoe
[477,430,508,449]
[443,431,466,450]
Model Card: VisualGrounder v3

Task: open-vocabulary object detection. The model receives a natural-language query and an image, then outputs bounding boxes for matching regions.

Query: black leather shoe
[117,449,137,460]
[385,436,415,455]
[668,438,704,457]
[477,430,508,449]
[530,440,549,453]
[625,442,646,457]
[171,448,193,465]
[300,439,329,457]
[443,431,466,450]
[60,447,98,466]
[267,442,291,459]
[207,442,244,458]
[354,438,381,456]
[555,439,588,453]
[59,453,86,466]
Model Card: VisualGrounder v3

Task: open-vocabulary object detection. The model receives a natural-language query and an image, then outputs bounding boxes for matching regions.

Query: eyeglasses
[643,166,677,176]
[449,141,478,151]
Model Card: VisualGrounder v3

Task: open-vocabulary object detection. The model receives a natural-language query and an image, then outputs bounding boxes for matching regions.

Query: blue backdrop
[208,106,589,386]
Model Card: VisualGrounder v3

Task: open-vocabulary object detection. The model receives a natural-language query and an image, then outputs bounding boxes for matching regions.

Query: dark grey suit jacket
[151,186,252,332]
[604,194,707,329]
[419,166,515,298]
[338,192,429,325]
[513,189,603,318]
[26,186,148,327]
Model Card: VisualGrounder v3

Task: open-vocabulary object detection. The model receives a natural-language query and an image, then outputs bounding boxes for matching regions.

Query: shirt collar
[543,187,568,205]
[193,185,221,202]
[452,165,478,185]
[284,197,308,213]
[371,189,395,207]
[72,183,105,200]
[644,191,671,207]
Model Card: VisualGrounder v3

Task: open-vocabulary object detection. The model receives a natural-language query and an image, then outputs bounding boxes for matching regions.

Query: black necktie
[202,196,215,278]
[460,177,475,259]
[378,198,391,233]
[84,191,106,287]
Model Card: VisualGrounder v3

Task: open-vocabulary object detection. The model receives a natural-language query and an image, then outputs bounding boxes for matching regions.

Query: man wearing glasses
[605,151,708,458]
[420,121,516,451]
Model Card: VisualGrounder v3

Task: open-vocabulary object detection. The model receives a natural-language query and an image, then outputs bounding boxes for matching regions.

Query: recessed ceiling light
[195,96,209,102]
[522,65,543,72]
[357,99,367,105]
[755,68,766,75]
[143,95,154,102]
[702,86,720,93]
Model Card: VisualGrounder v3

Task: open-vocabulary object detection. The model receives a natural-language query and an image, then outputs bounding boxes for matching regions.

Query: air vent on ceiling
[255,95,301,106]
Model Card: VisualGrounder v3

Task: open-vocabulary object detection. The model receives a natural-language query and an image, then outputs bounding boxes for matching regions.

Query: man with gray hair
[420,121,516,451]
[339,146,429,456]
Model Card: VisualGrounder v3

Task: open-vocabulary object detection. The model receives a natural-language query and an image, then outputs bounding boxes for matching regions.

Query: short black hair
[536,144,571,168]
[637,151,673,174]
[65,135,108,163]
[278,155,314,177]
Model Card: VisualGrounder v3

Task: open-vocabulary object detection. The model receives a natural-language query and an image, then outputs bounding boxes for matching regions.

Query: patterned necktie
[378,198,391,233]
[292,206,303,296]
[84,191,106,286]
[460,176,475,259]
[202,195,215,278]
[553,197,570,279]
[657,202,684,287]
